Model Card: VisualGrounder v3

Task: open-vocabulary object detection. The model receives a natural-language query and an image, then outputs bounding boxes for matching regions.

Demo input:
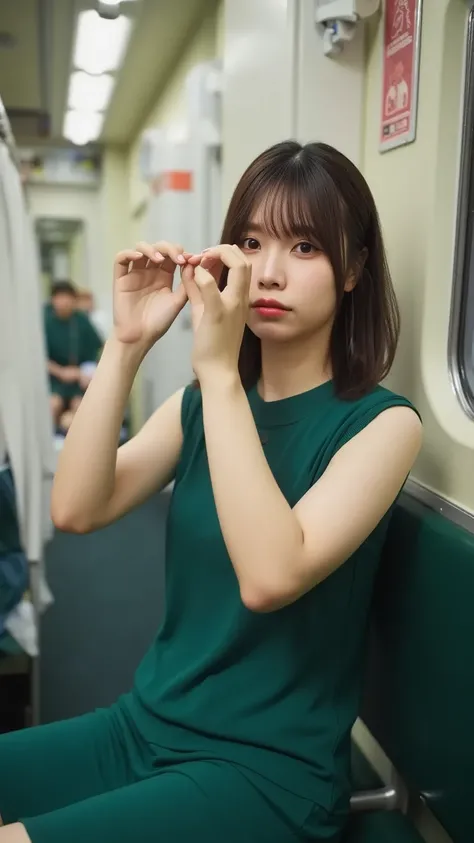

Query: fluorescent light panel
[73,9,132,75]
[68,71,114,112]
[63,110,104,146]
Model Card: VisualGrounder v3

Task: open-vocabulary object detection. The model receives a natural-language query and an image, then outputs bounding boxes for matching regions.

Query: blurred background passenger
[76,288,112,342]
[44,281,102,432]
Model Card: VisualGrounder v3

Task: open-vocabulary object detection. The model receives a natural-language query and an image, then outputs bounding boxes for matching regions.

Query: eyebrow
[245,222,264,233]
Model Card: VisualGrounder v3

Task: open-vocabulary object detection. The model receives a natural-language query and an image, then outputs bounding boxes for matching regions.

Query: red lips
[252,298,289,310]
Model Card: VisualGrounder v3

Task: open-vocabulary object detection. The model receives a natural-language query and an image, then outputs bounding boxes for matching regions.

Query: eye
[294,241,318,255]
[241,237,260,251]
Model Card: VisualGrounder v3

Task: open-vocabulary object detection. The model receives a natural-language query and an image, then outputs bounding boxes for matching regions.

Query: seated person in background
[44,281,103,431]
[76,287,112,340]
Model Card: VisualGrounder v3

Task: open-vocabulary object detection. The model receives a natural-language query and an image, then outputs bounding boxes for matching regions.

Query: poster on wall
[380,0,423,153]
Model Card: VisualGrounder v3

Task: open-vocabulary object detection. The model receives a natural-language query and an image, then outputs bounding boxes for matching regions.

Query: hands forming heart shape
[113,241,251,381]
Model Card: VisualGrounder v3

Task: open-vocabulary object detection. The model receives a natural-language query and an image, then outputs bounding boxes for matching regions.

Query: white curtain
[0,143,55,652]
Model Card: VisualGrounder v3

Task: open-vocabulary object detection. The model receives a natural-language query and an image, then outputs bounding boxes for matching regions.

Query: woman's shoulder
[329,383,421,453]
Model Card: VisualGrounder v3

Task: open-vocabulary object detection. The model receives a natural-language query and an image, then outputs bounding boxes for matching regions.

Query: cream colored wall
[40,271,50,300]
[128,5,219,220]
[98,146,130,322]
[27,151,128,321]
[69,226,85,291]
[26,183,104,297]
[363,0,474,511]
[101,147,129,273]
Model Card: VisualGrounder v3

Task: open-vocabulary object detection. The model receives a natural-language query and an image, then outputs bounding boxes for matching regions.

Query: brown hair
[216,140,399,400]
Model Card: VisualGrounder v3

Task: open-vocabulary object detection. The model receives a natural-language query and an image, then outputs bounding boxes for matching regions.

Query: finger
[135,242,166,264]
[151,241,186,270]
[180,264,202,307]
[134,254,157,271]
[197,244,246,270]
[202,245,250,299]
[194,265,222,317]
[171,279,188,311]
[186,253,204,266]
[134,241,178,278]
[200,254,224,283]
[115,249,144,278]
[231,244,246,260]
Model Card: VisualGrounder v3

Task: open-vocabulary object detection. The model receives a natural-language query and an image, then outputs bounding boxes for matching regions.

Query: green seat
[355,491,474,843]
[343,811,425,843]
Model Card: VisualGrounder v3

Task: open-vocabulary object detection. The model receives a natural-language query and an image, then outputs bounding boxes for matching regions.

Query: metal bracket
[350,770,409,813]
[350,785,398,812]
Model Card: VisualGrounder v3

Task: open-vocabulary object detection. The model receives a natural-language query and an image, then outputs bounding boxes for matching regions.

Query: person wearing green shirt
[44,281,103,430]
[0,142,422,843]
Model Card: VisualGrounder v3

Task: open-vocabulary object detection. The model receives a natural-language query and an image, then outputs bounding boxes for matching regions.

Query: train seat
[343,491,474,842]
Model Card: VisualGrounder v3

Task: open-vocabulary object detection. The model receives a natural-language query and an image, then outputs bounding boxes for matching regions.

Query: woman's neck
[258,332,332,402]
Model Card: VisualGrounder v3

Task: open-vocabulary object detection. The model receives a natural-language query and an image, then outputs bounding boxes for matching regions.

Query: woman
[0,141,422,843]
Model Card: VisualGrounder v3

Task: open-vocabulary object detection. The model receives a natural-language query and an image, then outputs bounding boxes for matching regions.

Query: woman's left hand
[182,245,251,382]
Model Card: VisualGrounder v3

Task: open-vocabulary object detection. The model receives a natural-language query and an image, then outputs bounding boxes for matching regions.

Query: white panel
[221,0,298,204]
[140,60,224,418]
[296,2,365,164]
[142,142,195,418]
[221,0,366,204]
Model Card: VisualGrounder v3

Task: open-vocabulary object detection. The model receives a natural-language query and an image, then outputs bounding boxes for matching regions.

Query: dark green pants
[0,705,339,842]
[49,375,83,404]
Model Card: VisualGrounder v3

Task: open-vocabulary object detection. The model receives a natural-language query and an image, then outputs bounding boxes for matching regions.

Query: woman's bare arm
[201,374,422,612]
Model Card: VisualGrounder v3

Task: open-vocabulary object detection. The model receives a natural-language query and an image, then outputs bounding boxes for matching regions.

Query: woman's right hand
[113,241,188,348]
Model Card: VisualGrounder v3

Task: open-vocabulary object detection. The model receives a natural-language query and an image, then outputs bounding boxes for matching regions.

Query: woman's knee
[0,823,31,842]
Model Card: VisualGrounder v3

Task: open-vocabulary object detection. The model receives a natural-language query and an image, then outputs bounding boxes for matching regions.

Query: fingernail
[176,254,186,264]
[154,251,164,260]
[202,247,211,253]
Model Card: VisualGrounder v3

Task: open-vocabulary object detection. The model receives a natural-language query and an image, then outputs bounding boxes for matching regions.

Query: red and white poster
[380,0,422,152]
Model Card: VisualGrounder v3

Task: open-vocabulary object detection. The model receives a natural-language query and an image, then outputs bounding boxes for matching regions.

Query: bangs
[239,163,346,268]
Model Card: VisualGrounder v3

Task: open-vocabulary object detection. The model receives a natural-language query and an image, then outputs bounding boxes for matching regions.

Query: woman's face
[241,209,342,344]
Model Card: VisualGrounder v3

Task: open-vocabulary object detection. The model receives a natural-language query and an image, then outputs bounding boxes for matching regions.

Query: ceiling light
[73,9,132,75]
[63,110,104,146]
[97,0,138,20]
[68,71,114,112]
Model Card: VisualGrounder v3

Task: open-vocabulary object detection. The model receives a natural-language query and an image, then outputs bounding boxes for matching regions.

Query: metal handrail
[350,785,399,812]
[350,769,409,813]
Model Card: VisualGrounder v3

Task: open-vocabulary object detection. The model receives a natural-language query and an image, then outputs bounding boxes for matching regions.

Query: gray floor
[40,492,169,723]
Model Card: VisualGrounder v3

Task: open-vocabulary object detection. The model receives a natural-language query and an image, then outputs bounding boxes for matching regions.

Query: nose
[255,250,286,291]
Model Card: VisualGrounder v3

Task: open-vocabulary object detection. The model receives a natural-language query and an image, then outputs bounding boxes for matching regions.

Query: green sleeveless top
[124,380,418,817]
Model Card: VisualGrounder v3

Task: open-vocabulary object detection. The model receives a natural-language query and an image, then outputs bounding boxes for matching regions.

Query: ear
[344,272,357,293]
[344,247,368,293]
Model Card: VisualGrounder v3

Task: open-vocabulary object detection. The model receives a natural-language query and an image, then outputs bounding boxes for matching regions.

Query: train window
[450,7,474,416]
